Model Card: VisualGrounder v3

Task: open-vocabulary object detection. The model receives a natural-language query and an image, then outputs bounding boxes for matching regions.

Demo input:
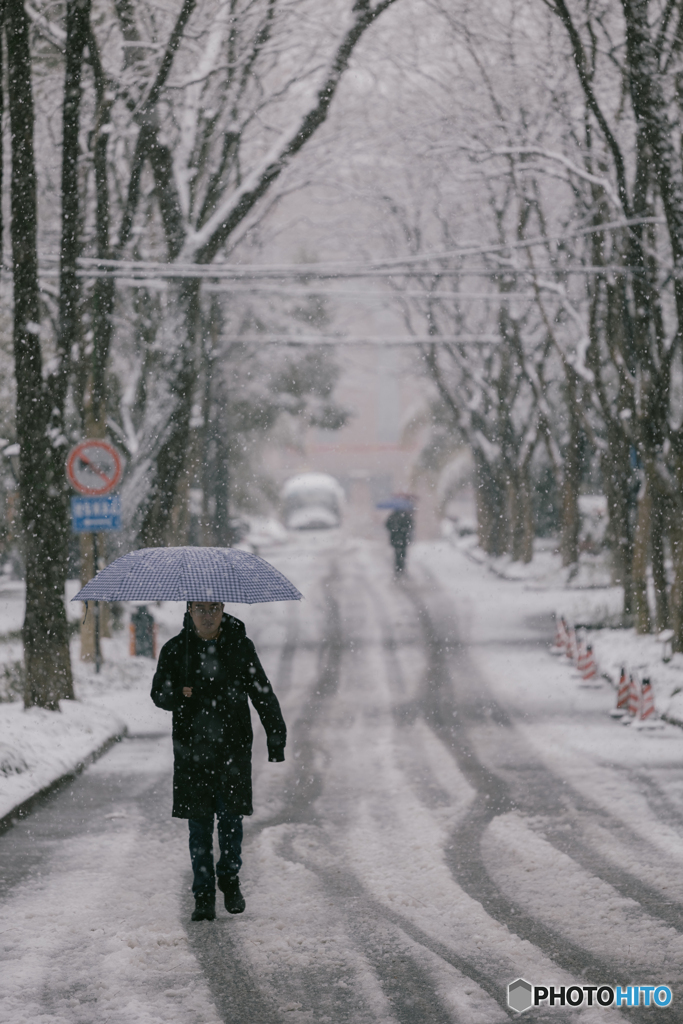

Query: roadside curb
[661,712,683,731]
[0,726,128,835]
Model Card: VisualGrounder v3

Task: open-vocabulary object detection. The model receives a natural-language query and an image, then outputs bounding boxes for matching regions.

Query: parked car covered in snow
[280,473,345,530]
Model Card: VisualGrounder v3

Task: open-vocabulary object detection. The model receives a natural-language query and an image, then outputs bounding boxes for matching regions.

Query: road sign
[67,439,122,496]
[71,495,121,533]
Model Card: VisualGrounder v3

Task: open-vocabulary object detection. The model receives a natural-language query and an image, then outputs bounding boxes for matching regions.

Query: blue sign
[71,495,121,533]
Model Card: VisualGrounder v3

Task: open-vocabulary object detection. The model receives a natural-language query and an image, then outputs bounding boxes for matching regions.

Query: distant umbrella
[72,546,302,604]
[375,496,415,511]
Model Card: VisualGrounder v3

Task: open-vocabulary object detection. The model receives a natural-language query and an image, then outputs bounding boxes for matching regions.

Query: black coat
[151,612,286,818]
[386,509,414,549]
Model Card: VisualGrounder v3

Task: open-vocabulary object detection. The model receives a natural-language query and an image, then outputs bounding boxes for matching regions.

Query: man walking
[385,504,414,574]
[151,601,286,921]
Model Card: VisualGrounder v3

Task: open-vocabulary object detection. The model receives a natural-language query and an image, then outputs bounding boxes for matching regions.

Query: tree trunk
[651,486,669,631]
[0,11,3,258]
[670,524,683,652]
[602,436,636,623]
[505,470,532,564]
[213,435,233,547]
[560,370,581,566]
[137,279,200,547]
[6,0,73,708]
[59,0,108,662]
[631,470,652,634]
[506,475,518,560]
[474,456,505,556]
[669,458,683,650]
[516,468,534,564]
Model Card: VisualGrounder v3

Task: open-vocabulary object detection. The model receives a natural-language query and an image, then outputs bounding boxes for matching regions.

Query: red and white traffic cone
[626,674,640,719]
[550,615,568,655]
[581,644,598,683]
[632,677,663,729]
[640,678,656,720]
[610,667,630,717]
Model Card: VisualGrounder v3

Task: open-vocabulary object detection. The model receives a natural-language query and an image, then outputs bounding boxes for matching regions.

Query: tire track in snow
[360,574,593,1020]
[182,594,312,1024]
[184,560,345,1023]
[236,555,467,1024]
[278,825,508,1024]
[0,737,225,1024]
[266,557,345,828]
[187,556,436,1024]
[401,565,681,1021]
[275,558,461,1022]
[269,557,506,1023]
[330,564,608,1023]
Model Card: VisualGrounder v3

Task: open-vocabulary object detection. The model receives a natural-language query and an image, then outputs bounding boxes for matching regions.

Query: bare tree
[76,0,401,548]
[4,0,76,707]
[541,0,683,637]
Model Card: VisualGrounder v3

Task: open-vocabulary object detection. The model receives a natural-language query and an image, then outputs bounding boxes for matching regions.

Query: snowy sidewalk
[0,700,126,825]
[449,535,683,728]
[0,627,172,828]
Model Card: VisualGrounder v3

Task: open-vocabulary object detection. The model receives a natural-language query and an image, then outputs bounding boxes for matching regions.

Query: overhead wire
[31,214,663,282]
[217,334,500,345]
[6,216,667,347]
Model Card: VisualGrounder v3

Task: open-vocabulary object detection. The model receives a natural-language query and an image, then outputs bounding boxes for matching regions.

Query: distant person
[385,505,414,574]
[151,601,287,922]
[131,605,156,658]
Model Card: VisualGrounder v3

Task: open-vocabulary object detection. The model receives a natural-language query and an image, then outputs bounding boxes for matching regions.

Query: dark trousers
[188,798,243,898]
[393,543,407,573]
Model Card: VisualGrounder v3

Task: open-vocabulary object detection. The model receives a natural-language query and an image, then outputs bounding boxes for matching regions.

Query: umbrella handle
[82,600,89,625]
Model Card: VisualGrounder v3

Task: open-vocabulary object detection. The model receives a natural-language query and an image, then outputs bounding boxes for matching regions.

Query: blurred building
[263,344,442,540]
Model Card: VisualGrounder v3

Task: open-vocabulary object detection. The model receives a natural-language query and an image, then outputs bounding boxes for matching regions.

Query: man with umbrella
[74,545,299,923]
[382,496,415,574]
[152,599,287,921]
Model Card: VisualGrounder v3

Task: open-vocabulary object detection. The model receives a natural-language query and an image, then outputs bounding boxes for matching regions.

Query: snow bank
[457,534,614,590]
[71,632,171,738]
[448,531,683,726]
[579,628,683,726]
[0,699,126,823]
[0,595,172,827]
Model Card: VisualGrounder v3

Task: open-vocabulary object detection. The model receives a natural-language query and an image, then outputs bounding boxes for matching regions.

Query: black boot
[191,894,216,921]
[218,875,245,914]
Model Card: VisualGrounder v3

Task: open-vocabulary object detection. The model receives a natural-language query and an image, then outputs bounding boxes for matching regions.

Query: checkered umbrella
[72,547,302,604]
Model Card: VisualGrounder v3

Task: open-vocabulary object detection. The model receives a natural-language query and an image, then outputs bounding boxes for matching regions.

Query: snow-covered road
[2,534,683,1022]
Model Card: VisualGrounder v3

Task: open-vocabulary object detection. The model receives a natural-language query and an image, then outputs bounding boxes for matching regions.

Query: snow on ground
[0,738,224,1024]
[3,531,683,1022]
[585,629,683,724]
[0,700,126,821]
[452,534,683,726]
[482,810,683,975]
[456,533,615,591]
[417,540,683,923]
[0,588,174,825]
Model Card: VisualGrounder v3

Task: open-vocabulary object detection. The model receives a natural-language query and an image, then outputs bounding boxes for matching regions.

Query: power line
[32,215,662,281]
[219,334,500,345]
[33,263,646,282]
[201,283,535,300]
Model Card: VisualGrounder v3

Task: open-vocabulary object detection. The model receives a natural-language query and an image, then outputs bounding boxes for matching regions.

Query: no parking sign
[66,439,122,497]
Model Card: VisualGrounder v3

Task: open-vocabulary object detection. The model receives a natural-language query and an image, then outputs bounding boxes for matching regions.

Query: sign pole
[67,439,123,673]
[93,533,101,674]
